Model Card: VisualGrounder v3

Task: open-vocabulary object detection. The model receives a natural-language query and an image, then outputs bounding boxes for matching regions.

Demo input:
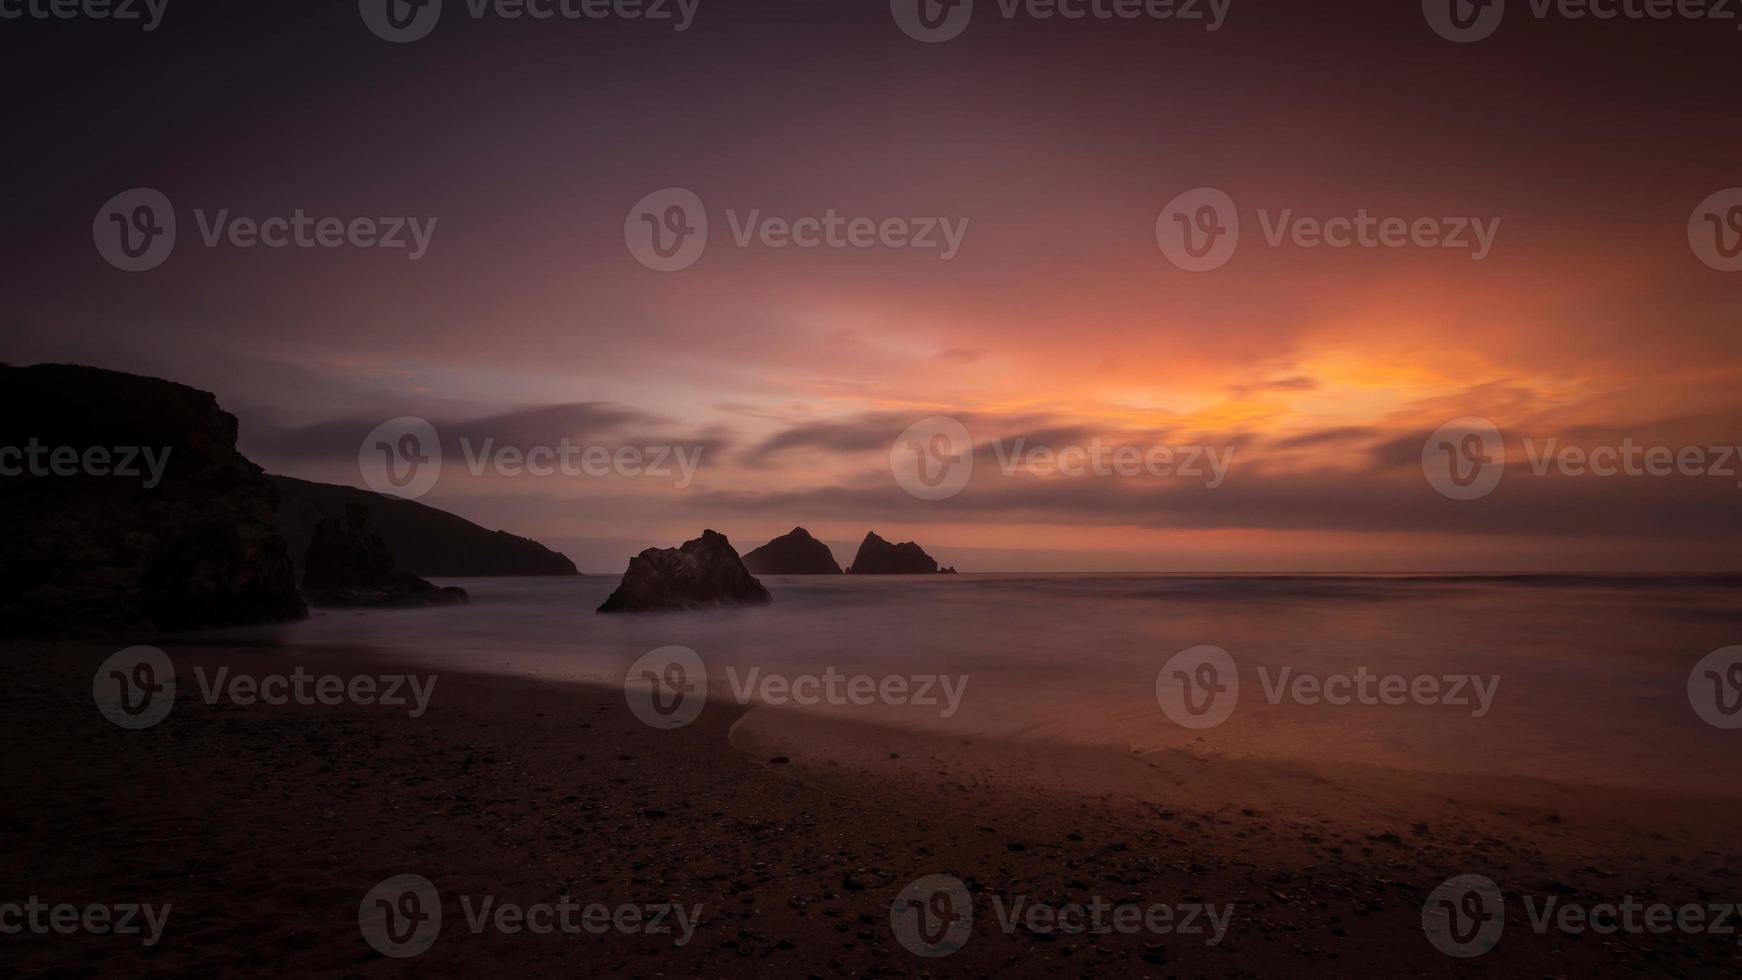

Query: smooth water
[200,574,1742,796]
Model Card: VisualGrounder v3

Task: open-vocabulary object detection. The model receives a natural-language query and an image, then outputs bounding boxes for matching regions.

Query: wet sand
[5,639,1739,977]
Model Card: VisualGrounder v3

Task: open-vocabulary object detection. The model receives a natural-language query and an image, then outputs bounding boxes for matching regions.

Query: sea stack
[301,504,469,608]
[598,530,772,612]
[844,532,948,574]
[0,363,308,633]
[742,527,843,575]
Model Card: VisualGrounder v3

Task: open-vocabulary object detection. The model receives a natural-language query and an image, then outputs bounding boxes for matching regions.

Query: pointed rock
[598,530,772,612]
[742,527,842,575]
[844,532,947,574]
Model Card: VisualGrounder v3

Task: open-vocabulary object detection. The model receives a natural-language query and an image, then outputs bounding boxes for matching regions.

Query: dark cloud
[249,402,729,466]
[694,457,1742,540]
[1229,376,1320,397]
[1267,426,1380,451]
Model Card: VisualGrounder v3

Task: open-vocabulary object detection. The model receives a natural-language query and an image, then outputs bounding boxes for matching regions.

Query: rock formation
[301,504,469,607]
[598,530,771,612]
[0,363,307,633]
[272,475,577,578]
[742,527,843,575]
[844,532,949,574]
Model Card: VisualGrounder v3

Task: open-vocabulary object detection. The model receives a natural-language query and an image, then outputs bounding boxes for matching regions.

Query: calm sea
[198,574,1742,796]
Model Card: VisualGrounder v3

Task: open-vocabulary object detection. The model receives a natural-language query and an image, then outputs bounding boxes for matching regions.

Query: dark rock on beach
[301,504,469,608]
[0,363,307,634]
[742,527,842,575]
[272,475,577,578]
[598,530,771,612]
[844,531,948,574]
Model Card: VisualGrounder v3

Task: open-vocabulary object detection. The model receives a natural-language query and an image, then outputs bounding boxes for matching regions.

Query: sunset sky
[5,0,1740,571]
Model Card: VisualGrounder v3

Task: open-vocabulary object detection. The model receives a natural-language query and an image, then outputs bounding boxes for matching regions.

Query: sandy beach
[7,637,1739,977]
